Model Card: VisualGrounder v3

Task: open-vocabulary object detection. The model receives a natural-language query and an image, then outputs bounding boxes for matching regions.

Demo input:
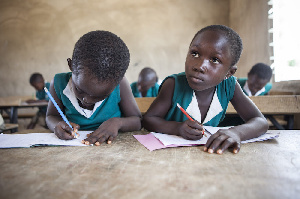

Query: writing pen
[176,103,208,137]
[44,87,79,138]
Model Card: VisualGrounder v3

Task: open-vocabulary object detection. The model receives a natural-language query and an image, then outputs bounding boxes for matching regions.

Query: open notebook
[133,126,280,151]
[0,131,92,148]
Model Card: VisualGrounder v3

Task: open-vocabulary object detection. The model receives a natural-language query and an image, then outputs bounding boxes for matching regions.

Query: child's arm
[46,80,79,140]
[142,78,204,140]
[82,77,142,145]
[205,82,269,154]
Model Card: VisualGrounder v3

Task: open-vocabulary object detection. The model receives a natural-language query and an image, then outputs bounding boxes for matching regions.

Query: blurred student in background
[131,67,160,97]
[26,73,50,129]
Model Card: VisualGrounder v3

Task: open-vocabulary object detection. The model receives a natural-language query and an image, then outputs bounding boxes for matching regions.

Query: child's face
[185,30,234,92]
[31,81,44,91]
[137,75,156,96]
[71,71,116,109]
[247,74,269,95]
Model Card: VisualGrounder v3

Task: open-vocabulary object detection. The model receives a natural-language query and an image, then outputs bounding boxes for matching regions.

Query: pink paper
[133,133,192,151]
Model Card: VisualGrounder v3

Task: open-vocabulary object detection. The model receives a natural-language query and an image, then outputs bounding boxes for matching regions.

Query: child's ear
[67,58,72,71]
[225,65,237,79]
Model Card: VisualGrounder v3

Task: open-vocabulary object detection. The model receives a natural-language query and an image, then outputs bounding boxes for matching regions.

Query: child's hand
[54,121,80,140]
[178,120,204,140]
[204,128,241,154]
[82,118,119,146]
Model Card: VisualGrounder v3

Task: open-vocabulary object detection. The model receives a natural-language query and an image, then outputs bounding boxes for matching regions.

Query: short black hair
[191,25,243,67]
[140,67,158,82]
[71,30,130,84]
[248,63,273,81]
[29,73,43,85]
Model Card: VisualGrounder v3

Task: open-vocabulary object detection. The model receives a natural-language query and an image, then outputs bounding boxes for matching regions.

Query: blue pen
[44,87,78,137]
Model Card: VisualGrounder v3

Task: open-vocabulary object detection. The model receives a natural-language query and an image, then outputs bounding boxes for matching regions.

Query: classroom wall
[0,0,230,97]
[0,0,272,97]
[229,0,271,78]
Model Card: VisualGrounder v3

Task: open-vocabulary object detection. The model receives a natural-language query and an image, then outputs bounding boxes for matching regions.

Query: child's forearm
[142,116,181,136]
[113,116,142,132]
[230,116,269,141]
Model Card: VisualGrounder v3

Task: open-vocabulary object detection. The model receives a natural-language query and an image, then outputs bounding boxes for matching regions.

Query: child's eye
[211,57,221,64]
[191,51,199,58]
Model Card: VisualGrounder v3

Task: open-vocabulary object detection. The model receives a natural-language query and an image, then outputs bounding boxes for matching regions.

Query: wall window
[270,0,300,82]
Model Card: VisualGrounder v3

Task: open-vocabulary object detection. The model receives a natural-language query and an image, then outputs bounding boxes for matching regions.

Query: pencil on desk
[44,87,79,138]
[176,103,206,136]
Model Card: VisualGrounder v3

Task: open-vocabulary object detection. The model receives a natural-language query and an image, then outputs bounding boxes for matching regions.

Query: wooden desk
[0,96,48,132]
[135,96,300,129]
[0,130,299,199]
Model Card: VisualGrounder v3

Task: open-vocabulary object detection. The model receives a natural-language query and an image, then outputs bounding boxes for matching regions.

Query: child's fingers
[206,134,228,153]
[83,133,99,145]
[96,136,108,145]
[216,137,236,154]
[232,142,241,154]
[55,124,74,140]
[107,135,116,144]
[186,120,204,131]
[183,129,203,140]
[204,132,220,150]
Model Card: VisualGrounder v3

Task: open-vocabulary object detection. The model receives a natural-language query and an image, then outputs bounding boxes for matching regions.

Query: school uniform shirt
[36,82,50,113]
[130,81,160,97]
[162,72,236,127]
[238,78,272,96]
[54,72,122,130]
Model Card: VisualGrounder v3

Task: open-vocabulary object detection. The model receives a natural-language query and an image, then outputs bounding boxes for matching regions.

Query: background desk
[135,96,300,130]
[0,96,48,132]
[0,130,299,199]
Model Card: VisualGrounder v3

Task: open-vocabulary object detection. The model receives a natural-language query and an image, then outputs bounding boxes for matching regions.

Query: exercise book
[0,131,92,148]
[133,126,280,151]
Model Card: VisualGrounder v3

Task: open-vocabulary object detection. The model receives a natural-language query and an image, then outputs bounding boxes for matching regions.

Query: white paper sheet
[0,131,92,148]
[151,126,279,147]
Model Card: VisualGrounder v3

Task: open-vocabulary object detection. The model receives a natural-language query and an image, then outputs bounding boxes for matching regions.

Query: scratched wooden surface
[0,130,299,199]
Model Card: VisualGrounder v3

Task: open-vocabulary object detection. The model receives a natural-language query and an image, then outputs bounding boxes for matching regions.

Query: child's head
[247,63,272,95]
[68,30,130,107]
[185,25,243,91]
[29,73,45,91]
[137,67,158,97]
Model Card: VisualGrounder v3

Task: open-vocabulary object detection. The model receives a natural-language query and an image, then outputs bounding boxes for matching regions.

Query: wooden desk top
[0,130,299,199]
[0,96,48,108]
[135,96,300,115]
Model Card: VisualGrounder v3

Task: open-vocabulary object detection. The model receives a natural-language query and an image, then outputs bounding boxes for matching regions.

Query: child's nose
[194,59,208,73]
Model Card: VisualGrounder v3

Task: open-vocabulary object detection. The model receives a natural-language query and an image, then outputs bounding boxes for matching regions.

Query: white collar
[243,81,265,96]
[186,89,223,124]
[63,78,104,118]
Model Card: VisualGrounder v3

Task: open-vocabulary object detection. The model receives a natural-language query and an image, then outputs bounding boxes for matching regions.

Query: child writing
[238,63,273,96]
[26,73,50,129]
[46,30,141,145]
[130,67,160,97]
[142,25,269,154]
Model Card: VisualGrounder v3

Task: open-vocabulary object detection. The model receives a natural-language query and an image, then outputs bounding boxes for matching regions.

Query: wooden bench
[134,95,300,129]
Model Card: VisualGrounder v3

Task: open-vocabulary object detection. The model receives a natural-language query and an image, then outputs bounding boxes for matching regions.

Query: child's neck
[194,87,216,121]
[77,99,95,110]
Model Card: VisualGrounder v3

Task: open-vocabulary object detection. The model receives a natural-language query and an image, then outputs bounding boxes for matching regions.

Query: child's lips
[190,76,204,83]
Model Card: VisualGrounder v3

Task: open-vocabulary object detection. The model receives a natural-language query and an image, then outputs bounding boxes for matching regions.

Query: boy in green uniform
[46,31,141,145]
[238,63,272,96]
[27,73,50,129]
[130,67,159,97]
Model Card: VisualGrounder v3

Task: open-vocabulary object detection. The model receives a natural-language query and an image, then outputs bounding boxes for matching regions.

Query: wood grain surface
[0,130,299,199]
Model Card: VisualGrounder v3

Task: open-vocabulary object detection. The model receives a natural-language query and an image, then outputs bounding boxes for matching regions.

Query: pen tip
[176,103,181,108]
